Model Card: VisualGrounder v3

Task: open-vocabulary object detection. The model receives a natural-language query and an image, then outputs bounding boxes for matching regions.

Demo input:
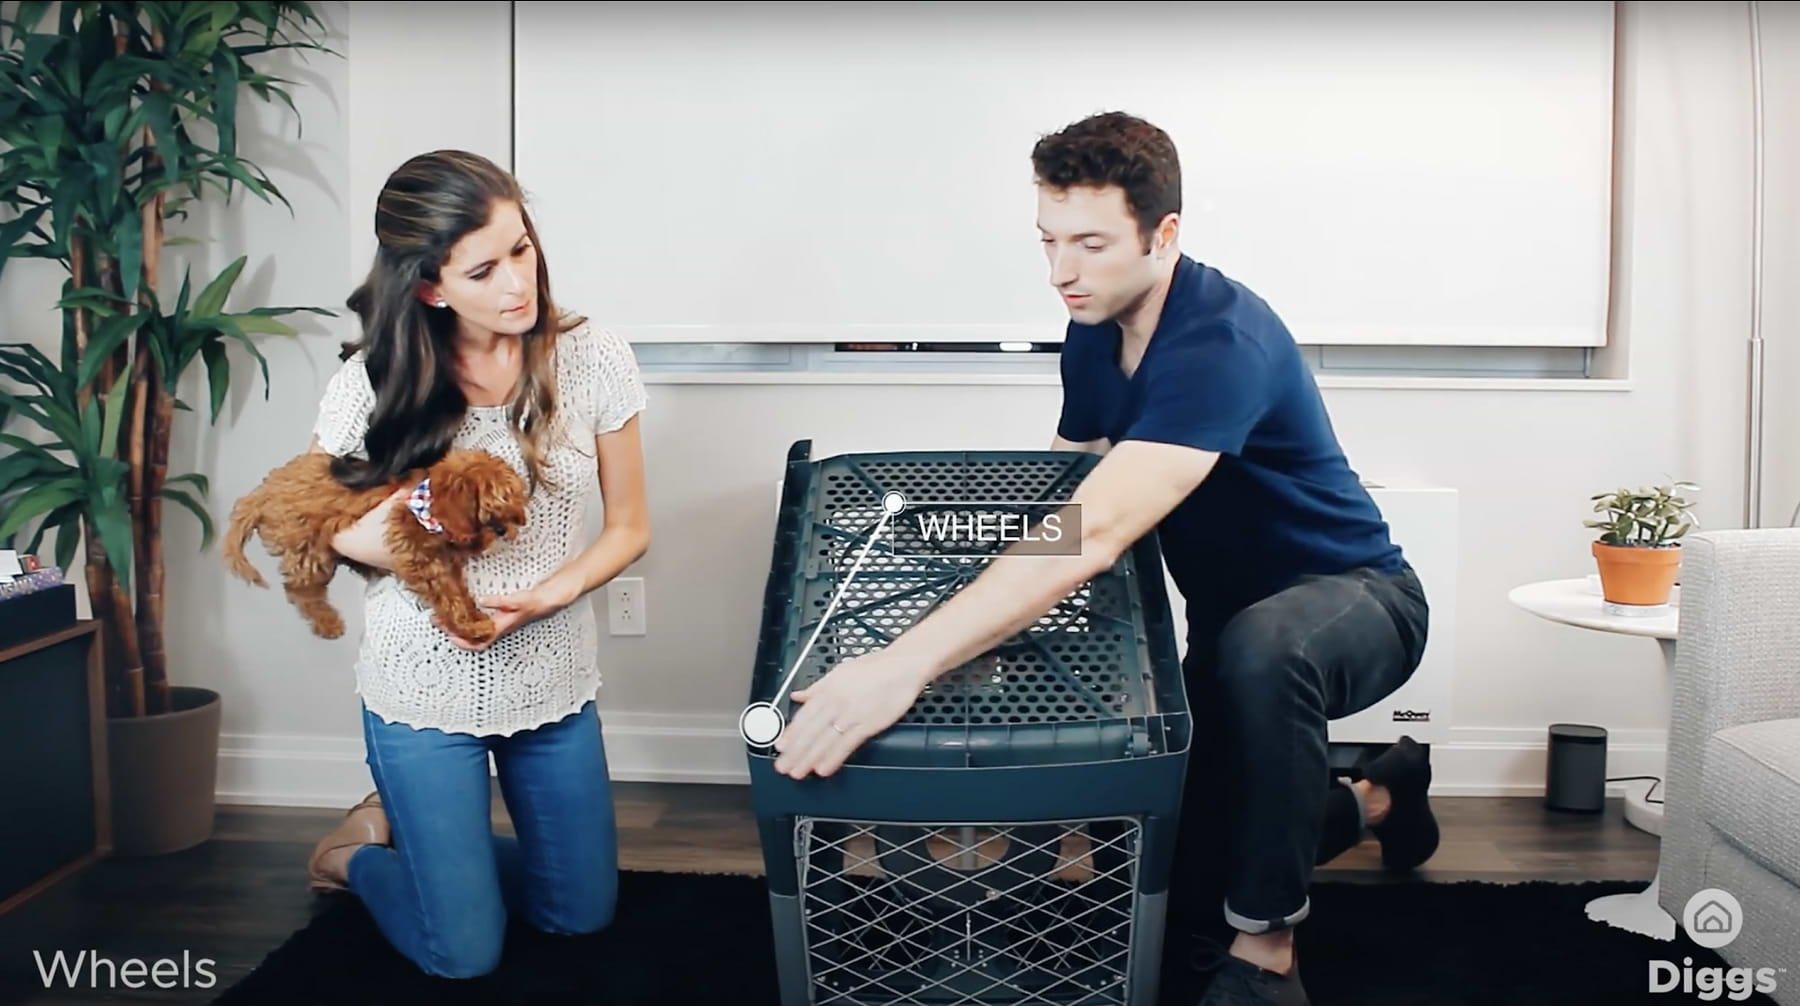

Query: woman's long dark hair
[334,150,582,492]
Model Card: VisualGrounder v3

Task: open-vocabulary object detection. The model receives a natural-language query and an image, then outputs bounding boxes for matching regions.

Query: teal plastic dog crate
[745,440,1191,1006]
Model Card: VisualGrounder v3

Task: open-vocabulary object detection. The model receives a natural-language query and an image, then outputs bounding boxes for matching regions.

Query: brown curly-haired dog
[223,449,529,642]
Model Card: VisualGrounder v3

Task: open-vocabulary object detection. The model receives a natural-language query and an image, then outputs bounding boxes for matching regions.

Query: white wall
[1,1,1788,805]
[1754,4,1800,531]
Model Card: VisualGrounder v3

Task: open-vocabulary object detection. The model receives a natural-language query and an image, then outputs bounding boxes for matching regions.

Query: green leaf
[77,312,149,391]
[0,449,69,492]
[165,472,210,496]
[144,90,184,186]
[79,385,101,461]
[53,505,80,572]
[0,389,81,452]
[182,25,222,63]
[53,286,132,316]
[49,169,88,253]
[175,264,193,317]
[211,46,239,159]
[205,154,285,210]
[102,100,130,144]
[218,322,271,398]
[91,489,133,596]
[159,486,215,549]
[36,114,64,165]
[0,342,68,397]
[0,432,68,456]
[201,340,230,422]
[0,205,49,279]
[0,476,82,541]
[97,364,131,462]
[25,500,79,557]
[116,199,145,305]
[13,2,52,33]
[192,255,247,317]
[222,312,298,336]
[21,29,59,79]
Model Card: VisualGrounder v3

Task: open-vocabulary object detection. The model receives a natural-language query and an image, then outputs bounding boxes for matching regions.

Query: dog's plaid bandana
[406,477,444,535]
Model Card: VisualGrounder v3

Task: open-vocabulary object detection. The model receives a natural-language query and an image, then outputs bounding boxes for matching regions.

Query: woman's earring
[435,299,447,308]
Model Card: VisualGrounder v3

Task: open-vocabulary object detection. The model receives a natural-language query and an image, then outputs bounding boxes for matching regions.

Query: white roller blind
[514,2,1614,347]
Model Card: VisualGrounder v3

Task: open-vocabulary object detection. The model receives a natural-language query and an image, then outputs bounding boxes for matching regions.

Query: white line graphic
[741,491,907,747]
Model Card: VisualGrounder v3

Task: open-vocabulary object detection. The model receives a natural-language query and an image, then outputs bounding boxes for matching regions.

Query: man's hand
[439,572,582,651]
[772,648,932,779]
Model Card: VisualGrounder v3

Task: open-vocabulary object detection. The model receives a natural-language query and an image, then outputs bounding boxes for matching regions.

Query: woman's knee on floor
[533,879,618,936]
[419,911,508,979]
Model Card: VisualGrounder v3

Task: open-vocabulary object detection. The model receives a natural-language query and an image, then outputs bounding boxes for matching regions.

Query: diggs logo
[1647,889,1786,1001]
[1648,959,1780,1001]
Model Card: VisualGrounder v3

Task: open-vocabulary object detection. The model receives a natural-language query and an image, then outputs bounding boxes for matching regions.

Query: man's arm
[771,438,1219,778]
[1052,433,1110,456]
[880,438,1214,683]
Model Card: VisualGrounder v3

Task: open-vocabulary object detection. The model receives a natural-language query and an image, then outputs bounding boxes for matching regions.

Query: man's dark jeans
[1168,561,1430,936]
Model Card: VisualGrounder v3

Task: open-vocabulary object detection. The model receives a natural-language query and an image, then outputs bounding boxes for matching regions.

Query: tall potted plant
[1585,481,1699,608]
[0,2,337,854]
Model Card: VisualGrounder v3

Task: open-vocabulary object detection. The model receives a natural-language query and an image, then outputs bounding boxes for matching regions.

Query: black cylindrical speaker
[1545,723,1608,813]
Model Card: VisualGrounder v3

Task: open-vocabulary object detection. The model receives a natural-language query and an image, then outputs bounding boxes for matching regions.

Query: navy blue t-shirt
[1057,255,1404,634]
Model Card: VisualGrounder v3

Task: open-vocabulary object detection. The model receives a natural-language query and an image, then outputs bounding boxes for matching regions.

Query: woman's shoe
[306,790,390,893]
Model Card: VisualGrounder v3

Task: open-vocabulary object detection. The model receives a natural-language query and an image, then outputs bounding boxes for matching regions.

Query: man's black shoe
[1194,953,1311,1006]
[1363,734,1439,871]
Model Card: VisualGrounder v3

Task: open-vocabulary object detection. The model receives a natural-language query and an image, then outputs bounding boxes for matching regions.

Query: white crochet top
[310,318,646,737]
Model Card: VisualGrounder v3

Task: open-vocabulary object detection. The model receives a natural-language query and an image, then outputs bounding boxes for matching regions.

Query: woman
[301,149,650,979]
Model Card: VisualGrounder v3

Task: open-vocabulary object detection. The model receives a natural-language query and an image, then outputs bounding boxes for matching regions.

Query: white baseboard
[216,732,374,809]
[1424,726,1668,797]
[214,717,1668,808]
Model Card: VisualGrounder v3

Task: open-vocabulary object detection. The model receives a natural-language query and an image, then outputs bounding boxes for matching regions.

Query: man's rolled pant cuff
[1224,897,1310,935]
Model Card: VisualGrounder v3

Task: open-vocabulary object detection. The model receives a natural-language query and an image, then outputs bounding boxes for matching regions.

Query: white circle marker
[1682,887,1744,949]
[883,491,907,515]
[740,702,785,748]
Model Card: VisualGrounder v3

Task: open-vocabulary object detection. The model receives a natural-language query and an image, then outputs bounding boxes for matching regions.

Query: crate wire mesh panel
[799,818,1143,1005]
[749,441,1190,1006]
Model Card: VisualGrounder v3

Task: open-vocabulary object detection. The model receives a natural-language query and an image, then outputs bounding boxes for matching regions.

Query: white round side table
[1508,576,1679,942]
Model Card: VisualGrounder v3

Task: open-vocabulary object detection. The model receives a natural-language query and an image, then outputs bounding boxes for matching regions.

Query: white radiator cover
[1158,482,1460,747]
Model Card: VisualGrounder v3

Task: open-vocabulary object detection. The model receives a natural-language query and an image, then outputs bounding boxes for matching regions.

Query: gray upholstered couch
[1661,528,1800,998]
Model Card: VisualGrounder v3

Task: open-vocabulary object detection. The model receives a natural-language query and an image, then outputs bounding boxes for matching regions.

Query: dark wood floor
[0,784,1658,1004]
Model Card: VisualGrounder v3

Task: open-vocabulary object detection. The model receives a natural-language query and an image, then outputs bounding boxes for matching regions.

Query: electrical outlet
[607,577,646,636]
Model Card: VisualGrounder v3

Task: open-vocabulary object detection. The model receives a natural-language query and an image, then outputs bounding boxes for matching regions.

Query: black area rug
[211,872,1773,1006]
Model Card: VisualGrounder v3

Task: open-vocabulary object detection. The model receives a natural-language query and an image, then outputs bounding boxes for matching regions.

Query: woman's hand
[332,486,409,571]
[438,571,583,651]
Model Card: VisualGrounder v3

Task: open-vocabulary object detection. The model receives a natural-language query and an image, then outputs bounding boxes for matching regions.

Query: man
[772,111,1436,1006]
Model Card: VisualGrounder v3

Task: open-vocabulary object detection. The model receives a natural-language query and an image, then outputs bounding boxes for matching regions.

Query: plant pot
[105,686,221,856]
[1591,541,1682,606]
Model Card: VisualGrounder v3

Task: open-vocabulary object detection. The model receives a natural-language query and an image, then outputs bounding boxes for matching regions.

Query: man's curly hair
[1031,111,1181,253]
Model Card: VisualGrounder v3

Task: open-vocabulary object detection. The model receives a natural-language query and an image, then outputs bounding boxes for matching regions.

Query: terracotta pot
[106,686,221,856]
[1591,541,1682,606]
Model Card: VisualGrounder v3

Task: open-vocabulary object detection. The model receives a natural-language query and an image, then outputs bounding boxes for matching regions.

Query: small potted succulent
[1585,481,1699,606]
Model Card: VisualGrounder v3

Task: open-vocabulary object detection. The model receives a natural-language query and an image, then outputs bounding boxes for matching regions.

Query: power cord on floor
[1605,775,1663,805]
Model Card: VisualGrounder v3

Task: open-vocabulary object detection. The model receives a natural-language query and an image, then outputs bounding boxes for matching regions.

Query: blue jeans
[347,700,620,978]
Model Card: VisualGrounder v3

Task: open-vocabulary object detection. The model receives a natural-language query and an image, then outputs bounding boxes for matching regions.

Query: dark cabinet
[0,623,110,914]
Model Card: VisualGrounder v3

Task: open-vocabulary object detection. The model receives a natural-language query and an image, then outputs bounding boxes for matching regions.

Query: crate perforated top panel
[757,449,1183,763]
